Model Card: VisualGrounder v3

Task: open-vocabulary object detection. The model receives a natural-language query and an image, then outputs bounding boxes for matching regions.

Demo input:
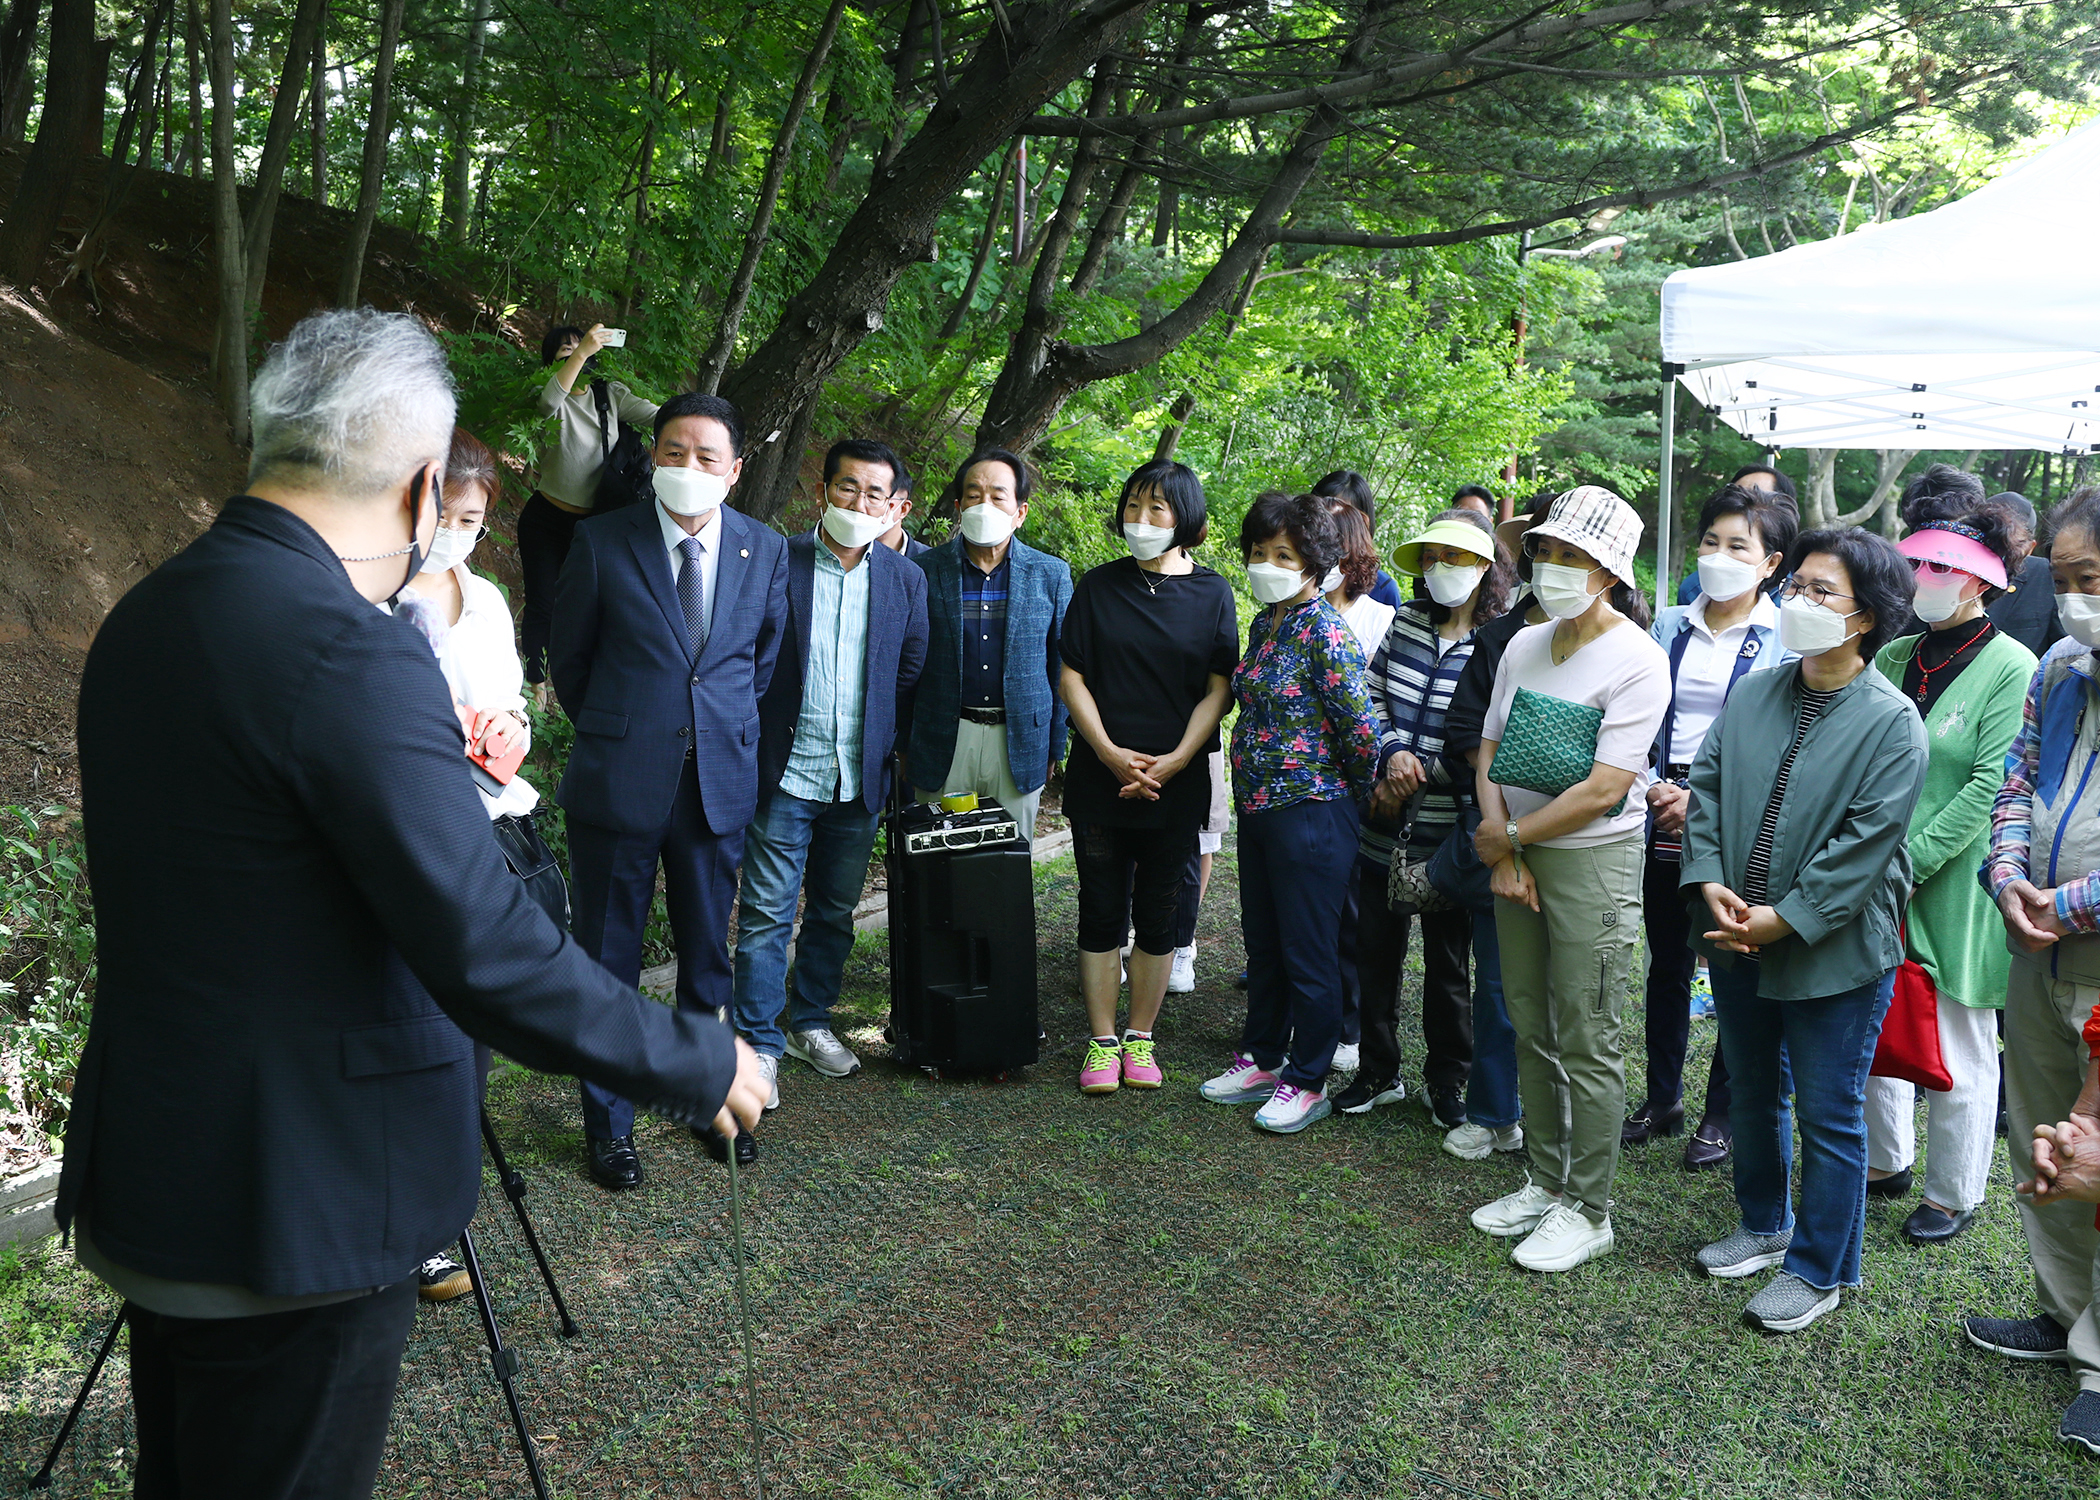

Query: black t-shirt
[1060,557,1240,829]
[1900,620,1998,718]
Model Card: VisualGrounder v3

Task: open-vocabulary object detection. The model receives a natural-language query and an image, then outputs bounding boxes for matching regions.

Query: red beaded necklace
[1913,618,1992,704]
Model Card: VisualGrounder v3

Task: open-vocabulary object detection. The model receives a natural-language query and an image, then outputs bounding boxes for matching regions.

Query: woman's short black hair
[1114,459,1208,551]
[1899,463,1987,528]
[2048,485,2100,554]
[1311,469,1375,523]
[540,324,586,367]
[1698,483,1799,563]
[950,447,1035,506]
[1788,526,1912,660]
[1239,491,1342,579]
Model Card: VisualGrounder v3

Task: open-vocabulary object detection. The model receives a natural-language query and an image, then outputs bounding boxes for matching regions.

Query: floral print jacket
[1229,596,1381,816]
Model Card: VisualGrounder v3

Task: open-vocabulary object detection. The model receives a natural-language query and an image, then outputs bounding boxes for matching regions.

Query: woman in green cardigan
[1866,500,2038,1245]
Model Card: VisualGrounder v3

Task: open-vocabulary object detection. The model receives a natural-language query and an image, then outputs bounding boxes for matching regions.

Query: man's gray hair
[247,309,457,498]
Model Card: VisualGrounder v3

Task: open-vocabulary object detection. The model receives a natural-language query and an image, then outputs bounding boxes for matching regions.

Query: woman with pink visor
[1866,496,2037,1245]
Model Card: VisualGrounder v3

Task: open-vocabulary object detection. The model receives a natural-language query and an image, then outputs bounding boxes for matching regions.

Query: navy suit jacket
[61,497,736,1297]
[757,531,930,815]
[909,533,1073,795]
[550,501,789,836]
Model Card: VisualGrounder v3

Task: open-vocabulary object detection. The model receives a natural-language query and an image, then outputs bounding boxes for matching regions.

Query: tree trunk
[694,0,848,394]
[334,0,405,307]
[440,0,490,243]
[308,0,327,203]
[719,0,1152,521]
[0,0,94,287]
[242,0,325,320]
[700,81,736,195]
[155,23,174,164]
[205,0,247,442]
[180,0,201,176]
[0,0,39,145]
[935,143,1012,341]
[614,111,655,323]
[1834,447,1916,532]
[875,0,929,176]
[61,0,170,291]
[1802,448,1839,527]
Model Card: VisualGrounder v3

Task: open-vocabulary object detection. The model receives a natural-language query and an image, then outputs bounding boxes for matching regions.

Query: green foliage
[1,806,96,1151]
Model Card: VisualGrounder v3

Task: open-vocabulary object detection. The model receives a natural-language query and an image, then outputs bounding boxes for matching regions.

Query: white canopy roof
[1658,120,2100,453]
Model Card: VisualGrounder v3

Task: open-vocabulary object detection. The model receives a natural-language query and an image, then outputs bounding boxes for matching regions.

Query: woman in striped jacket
[1334,508,1513,1120]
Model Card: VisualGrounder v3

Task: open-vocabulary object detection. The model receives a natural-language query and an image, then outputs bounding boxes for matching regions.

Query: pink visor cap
[1896,523,2007,590]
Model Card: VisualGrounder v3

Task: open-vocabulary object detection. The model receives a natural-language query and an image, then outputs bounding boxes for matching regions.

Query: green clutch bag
[1489,687,1626,816]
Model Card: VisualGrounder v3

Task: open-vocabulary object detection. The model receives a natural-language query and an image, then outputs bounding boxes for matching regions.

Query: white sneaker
[1512,1203,1615,1273]
[1168,945,1196,994]
[1470,1178,1561,1238]
[785,1025,861,1078]
[1254,1082,1332,1134]
[1200,1053,1282,1104]
[756,1052,781,1111]
[1443,1121,1525,1161]
[1331,1042,1361,1074]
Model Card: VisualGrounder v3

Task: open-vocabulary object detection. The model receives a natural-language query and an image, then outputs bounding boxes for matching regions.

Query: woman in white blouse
[402,428,537,822]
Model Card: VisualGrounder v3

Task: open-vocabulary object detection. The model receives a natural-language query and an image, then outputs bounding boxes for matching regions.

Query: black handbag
[1426,800,1495,913]
[491,810,570,928]
[589,379,656,512]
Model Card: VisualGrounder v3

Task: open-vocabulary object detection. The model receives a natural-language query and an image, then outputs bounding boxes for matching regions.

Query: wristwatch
[1506,820,1523,857]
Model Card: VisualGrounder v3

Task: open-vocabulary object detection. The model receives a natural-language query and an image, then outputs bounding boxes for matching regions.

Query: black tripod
[26,1107,573,1494]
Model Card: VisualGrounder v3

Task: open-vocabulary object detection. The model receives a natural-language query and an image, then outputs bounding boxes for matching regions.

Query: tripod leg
[725,1150,769,1500]
[479,1107,578,1337]
[27,1303,126,1490]
[457,1229,552,1500]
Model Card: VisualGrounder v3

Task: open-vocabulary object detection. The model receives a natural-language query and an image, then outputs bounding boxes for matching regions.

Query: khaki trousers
[1494,838,1644,1223]
[2004,961,2100,1390]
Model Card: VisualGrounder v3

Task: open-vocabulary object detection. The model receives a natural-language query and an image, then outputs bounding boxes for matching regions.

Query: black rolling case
[883,795,1039,1076]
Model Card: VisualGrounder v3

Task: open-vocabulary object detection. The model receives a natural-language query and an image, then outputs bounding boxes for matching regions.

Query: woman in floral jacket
[1199,491,1380,1134]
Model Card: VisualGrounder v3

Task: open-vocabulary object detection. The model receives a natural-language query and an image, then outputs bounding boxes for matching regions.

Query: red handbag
[1870,948,1954,1092]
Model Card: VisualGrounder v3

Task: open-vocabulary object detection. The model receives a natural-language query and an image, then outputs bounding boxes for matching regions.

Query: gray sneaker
[1743,1272,1840,1334]
[1696,1225,1794,1280]
[756,1052,781,1111]
[786,1026,861,1078]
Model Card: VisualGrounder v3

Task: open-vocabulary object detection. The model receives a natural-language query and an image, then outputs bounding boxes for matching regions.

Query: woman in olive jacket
[1678,527,1929,1335]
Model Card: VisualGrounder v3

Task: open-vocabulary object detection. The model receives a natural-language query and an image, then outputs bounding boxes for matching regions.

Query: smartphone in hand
[598,328,628,347]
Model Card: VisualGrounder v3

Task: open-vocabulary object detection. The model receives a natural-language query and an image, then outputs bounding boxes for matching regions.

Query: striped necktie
[677,536,709,658]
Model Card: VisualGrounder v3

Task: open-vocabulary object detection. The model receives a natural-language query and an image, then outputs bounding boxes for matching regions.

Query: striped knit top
[1360,601,1479,867]
[1741,682,1840,907]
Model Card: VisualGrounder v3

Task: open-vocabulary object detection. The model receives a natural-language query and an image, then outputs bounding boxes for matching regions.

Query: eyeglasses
[1912,559,1968,579]
[829,480,891,506]
[1778,575,1855,607]
[440,523,489,540]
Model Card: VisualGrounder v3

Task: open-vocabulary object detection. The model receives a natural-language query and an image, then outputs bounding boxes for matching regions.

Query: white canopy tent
[1650,118,2100,608]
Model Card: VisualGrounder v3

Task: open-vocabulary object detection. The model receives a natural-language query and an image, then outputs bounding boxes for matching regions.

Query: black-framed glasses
[828,479,891,507]
[1778,574,1854,607]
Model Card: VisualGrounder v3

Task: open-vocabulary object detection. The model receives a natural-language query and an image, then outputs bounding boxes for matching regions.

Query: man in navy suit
[910,447,1074,842]
[551,391,790,1184]
[733,439,929,1109]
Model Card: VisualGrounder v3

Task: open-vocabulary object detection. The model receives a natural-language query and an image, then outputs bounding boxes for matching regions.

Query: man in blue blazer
[734,439,930,1106]
[909,447,1073,841]
[550,391,790,1183]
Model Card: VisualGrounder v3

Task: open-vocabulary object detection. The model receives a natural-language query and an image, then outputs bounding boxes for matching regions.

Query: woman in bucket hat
[1468,486,1670,1272]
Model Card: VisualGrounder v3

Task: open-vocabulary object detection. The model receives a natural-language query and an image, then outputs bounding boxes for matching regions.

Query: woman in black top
[1060,460,1241,1096]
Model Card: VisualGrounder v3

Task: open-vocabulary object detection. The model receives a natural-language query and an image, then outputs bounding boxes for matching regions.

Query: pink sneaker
[1200,1053,1281,1104]
[1121,1034,1162,1088]
[1079,1038,1123,1094]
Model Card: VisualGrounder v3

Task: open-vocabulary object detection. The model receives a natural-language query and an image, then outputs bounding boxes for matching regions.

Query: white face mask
[1697,552,1761,603]
[1778,593,1860,656]
[1247,561,1307,606]
[2058,592,2100,649]
[822,503,892,551]
[1425,563,1485,607]
[654,464,730,517]
[1532,560,1604,620]
[418,525,478,574]
[1123,522,1175,561]
[1319,566,1344,595]
[959,501,1017,546]
[1910,572,1973,626]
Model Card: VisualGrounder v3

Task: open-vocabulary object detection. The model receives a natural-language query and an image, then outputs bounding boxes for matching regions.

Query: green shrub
[1,806,96,1158]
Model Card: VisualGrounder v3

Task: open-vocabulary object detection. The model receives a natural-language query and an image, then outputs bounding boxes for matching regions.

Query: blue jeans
[1465,908,1520,1129]
[731,788,881,1058]
[1713,963,1894,1291]
[1238,796,1358,1089]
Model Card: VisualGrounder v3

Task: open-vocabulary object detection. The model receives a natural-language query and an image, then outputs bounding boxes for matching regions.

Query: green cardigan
[1873,629,2039,1008]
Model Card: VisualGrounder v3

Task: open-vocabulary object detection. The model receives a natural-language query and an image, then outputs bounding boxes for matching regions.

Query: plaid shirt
[1362,602,1476,865]
[1229,597,1380,816]
[1984,640,2100,932]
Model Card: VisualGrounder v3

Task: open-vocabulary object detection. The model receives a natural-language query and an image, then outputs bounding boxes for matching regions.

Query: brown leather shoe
[1682,1116,1731,1172]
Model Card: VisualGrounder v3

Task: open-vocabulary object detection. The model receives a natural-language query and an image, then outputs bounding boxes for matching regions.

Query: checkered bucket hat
[1528,485,1645,589]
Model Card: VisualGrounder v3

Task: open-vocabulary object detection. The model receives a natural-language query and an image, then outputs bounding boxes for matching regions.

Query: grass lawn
[0,839,2085,1498]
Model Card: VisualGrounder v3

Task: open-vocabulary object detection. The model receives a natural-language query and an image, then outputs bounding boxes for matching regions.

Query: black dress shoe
[1866,1166,1913,1199]
[1622,1097,1686,1146]
[588,1134,643,1191]
[1682,1116,1731,1172]
[697,1124,758,1167]
[1904,1201,1978,1245]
